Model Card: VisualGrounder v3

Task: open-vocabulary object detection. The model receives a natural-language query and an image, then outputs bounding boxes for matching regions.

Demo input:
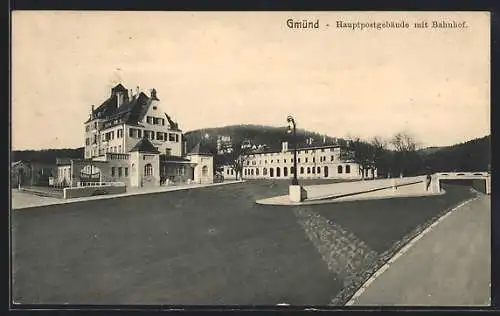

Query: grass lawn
[11,180,476,305]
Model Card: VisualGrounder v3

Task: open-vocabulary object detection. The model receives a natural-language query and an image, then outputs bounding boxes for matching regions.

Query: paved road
[351,194,491,306]
[11,180,476,305]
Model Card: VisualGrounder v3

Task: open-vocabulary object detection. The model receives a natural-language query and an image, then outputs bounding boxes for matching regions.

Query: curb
[12,180,245,210]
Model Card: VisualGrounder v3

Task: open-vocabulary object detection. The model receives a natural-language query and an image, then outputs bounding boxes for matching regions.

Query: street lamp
[287,115,299,185]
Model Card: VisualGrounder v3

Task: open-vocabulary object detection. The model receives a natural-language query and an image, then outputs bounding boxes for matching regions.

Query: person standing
[426,173,432,191]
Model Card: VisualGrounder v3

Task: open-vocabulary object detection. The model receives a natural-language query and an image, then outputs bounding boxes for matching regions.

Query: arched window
[307,167,311,174]
[317,166,321,174]
[270,168,274,177]
[256,168,260,176]
[276,167,281,177]
[202,166,208,177]
[312,167,315,174]
[283,167,288,177]
[346,165,351,174]
[324,166,329,178]
[300,167,304,174]
[338,165,343,174]
[144,163,153,176]
[251,168,254,176]
[263,167,268,175]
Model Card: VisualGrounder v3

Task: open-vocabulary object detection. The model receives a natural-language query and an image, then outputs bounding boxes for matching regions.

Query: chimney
[136,86,140,95]
[281,141,288,152]
[150,88,158,100]
[117,92,123,107]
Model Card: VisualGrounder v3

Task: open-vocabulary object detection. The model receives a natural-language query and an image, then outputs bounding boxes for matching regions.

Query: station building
[222,141,375,180]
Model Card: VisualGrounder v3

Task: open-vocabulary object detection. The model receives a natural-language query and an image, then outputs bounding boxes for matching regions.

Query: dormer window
[153,106,157,110]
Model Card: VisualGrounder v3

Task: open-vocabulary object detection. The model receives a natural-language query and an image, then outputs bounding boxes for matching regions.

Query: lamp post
[287,115,299,185]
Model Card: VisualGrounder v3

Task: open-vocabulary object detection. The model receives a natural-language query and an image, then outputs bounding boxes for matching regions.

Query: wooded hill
[12,124,490,174]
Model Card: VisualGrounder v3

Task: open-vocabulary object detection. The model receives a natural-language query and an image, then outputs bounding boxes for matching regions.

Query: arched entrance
[269,168,274,178]
[276,167,281,177]
[324,166,329,178]
[283,167,288,177]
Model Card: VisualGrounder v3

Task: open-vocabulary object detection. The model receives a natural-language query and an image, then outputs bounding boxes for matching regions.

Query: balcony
[106,153,130,160]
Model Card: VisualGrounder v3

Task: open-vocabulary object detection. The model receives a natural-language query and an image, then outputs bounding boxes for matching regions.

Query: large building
[223,141,375,180]
[57,84,214,188]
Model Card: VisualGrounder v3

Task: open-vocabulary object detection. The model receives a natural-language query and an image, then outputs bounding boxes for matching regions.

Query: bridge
[433,171,491,195]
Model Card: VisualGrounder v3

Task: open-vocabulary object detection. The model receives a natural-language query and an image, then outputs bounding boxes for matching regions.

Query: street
[12,180,477,305]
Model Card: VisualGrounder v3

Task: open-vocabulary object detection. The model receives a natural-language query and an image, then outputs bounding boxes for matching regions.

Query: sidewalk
[11,180,244,210]
[348,193,491,306]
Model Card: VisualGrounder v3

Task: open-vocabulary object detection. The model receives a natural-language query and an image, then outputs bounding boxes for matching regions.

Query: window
[284,159,287,163]
[300,167,304,174]
[338,166,343,174]
[147,116,153,124]
[125,168,128,177]
[169,133,176,142]
[305,150,308,154]
[231,169,234,175]
[86,125,90,132]
[346,165,351,174]
[284,167,288,177]
[94,122,97,129]
[271,160,274,163]
[298,158,301,163]
[317,166,321,174]
[175,134,179,142]
[307,167,311,174]
[118,145,122,153]
[313,157,315,163]
[117,129,123,138]
[251,169,254,175]
[265,160,267,164]
[312,167,315,174]
[161,118,165,126]
[144,163,153,176]
[157,132,164,141]
[85,138,90,145]
[137,129,142,138]
[118,167,122,177]
[277,159,280,163]
[321,149,325,152]
[227,169,230,175]
[113,146,117,152]
[247,161,250,166]
[305,158,308,163]
[263,168,268,175]
[129,128,134,137]
[111,167,116,177]
[256,168,260,176]
[290,167,294,174]
[331,155,335,162]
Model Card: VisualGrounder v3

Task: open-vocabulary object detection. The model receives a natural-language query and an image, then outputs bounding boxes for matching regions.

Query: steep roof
[187,142,212,156]
[86,84,179,129]
[129,138,160,154]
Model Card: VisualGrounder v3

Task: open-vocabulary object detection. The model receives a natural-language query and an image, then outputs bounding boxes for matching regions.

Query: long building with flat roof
[222,141,375,180]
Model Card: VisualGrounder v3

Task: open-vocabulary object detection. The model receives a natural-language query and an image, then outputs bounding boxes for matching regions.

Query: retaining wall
[63,185,126,199]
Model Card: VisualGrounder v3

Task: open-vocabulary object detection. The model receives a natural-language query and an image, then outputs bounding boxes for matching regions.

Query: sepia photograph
[11,11,491,307]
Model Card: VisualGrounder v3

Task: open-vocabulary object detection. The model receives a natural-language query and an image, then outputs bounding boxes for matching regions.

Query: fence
[76,181,125,187]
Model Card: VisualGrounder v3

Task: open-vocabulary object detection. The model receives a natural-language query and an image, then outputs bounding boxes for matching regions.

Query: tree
[340,137,376,180]
[220,142,252,181]
[390,132,419,177]
[370,136,390,179]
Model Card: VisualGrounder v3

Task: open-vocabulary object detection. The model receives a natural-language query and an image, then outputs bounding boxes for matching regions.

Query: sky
[12,11,490,150]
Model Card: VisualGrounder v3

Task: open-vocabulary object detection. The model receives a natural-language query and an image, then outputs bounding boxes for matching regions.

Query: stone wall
[63,185,126,199]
